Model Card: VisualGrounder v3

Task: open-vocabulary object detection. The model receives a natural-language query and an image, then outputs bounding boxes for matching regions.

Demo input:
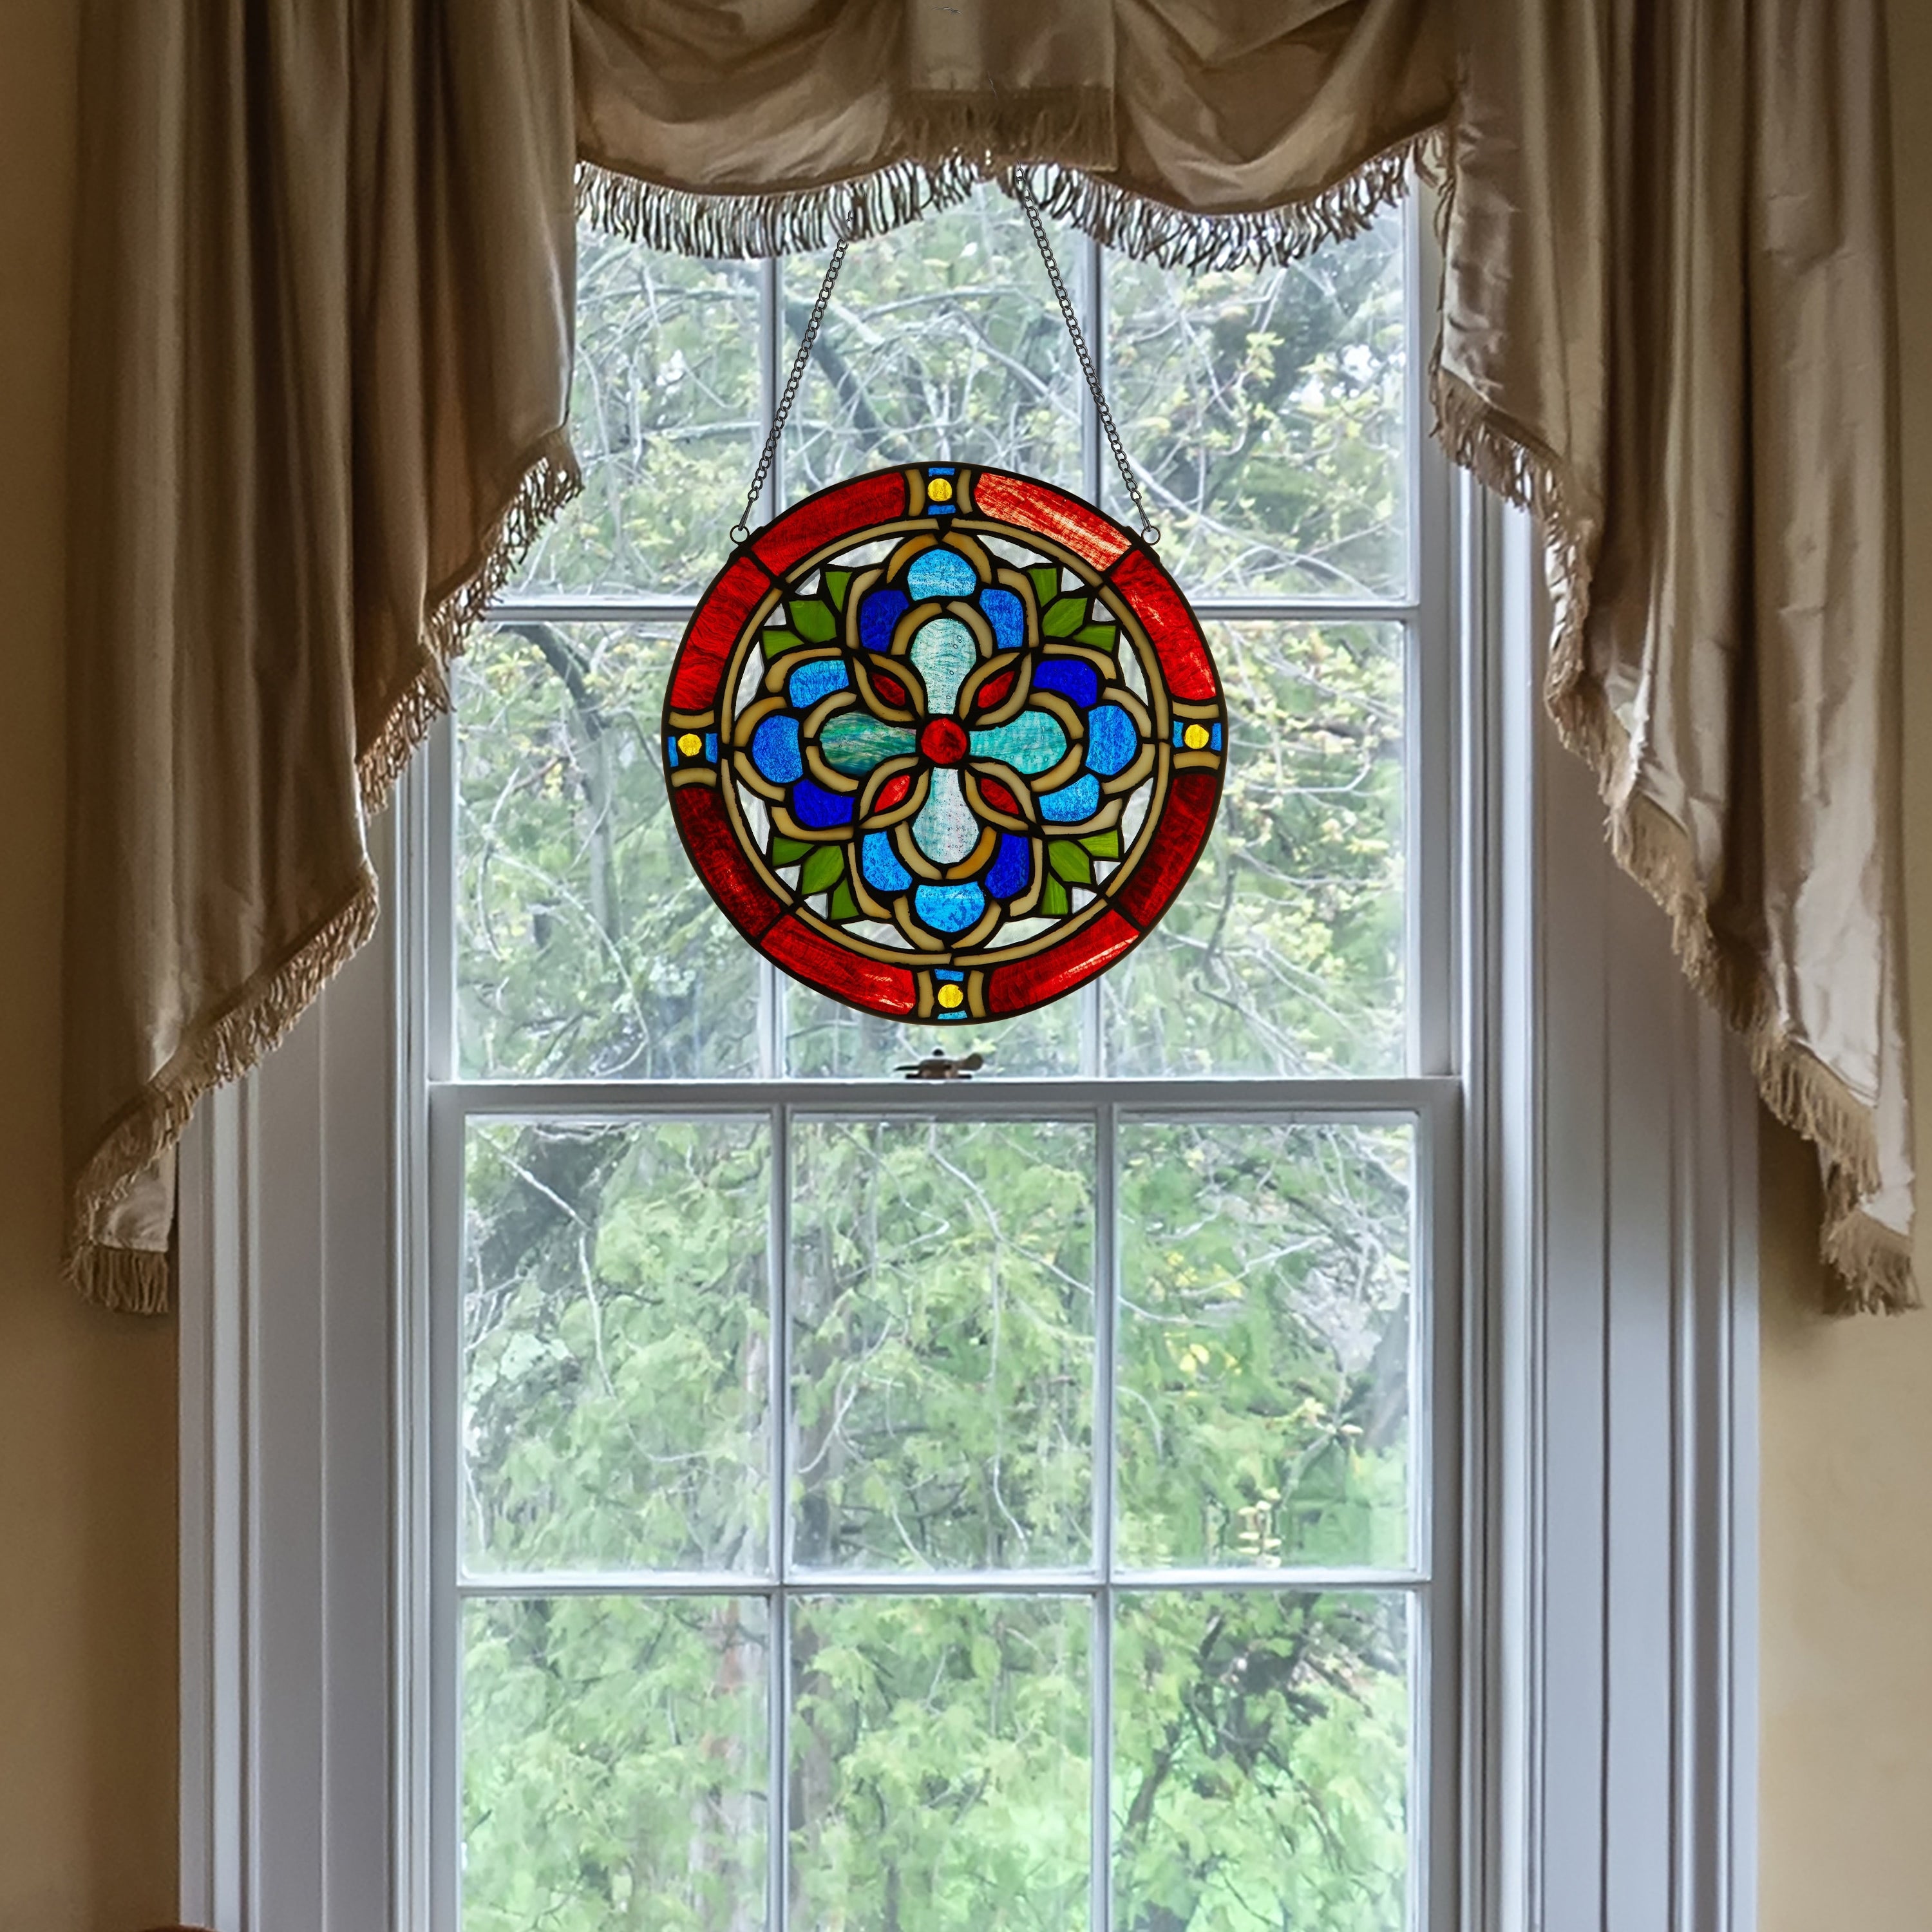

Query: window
[437,187,1455,1932]
[173,178,1760,1932]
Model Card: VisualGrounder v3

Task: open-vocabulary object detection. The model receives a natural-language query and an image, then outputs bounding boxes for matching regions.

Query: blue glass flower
[740,536,1153,949]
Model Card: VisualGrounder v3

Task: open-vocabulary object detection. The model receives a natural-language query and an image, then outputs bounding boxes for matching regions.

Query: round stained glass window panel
[663,464,1227,1025]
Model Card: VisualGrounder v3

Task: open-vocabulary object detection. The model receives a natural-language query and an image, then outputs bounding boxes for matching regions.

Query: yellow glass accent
[677,731,704,757]
[936,982,965,1009]
[1182,723,1211,750]
[927,476,955,502]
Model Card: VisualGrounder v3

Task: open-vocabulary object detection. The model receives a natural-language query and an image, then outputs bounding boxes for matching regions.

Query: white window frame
[175,225,1758,1932]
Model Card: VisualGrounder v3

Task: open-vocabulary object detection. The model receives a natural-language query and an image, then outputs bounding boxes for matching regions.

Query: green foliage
[1105,223,1408,600]
[460,1113,1412,1929]
[1103,621,1403,1078]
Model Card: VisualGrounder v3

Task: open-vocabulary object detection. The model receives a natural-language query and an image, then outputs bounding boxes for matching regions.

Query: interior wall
[1755,3,1932,1926]
[0,1,1927,1926]
[0,1,180,1926]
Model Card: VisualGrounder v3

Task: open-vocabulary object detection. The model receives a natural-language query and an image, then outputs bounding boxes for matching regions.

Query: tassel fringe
[579,155,983,261]
[361,428,583,813]
[1005,130,1444,272]
[579,128,1444,271]
[70,1242,173,1316]
[65,874,381,1311]
[68,431,583,1312]
[1430,362,1917,1314]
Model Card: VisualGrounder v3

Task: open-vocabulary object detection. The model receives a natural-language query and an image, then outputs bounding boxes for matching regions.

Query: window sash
[428,198,1454,1931]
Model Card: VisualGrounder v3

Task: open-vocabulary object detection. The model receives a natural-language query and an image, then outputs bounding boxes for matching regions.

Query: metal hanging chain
[732,186,1159,547]
[1010,175,1160,546]
[732,235,851,544]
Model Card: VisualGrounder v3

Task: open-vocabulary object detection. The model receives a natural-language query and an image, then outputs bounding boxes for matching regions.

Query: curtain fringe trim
[360,429,583,814]
[66,431,583,1314]
[578,155,983,260]
[1005,129,1443,272]
[64,873,381,1312]
[1431,365,1918,1314]
[578,127,1444,271]
[70,1241,173,1316]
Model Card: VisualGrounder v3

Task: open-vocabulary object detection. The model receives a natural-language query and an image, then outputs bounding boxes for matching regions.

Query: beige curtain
[1436,0,1914,1310]
[64,0,581,1309]
[63,0,1913,1313]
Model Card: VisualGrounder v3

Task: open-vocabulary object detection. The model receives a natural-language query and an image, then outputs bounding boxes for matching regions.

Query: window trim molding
[176,498,1759,1932]
[1457,493,1761,1932]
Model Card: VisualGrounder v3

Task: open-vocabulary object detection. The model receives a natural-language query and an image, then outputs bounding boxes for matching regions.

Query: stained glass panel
[665,466,1226,1023]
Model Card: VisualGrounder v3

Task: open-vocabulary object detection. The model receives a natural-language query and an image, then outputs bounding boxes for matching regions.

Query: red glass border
[1113,768,1219,927]
[668,554,772,712]
[1109,550,1218,703]
[753,470,909,575]
[669,783,781,938]
[972,469,1130,572]
[985,909,1141,1013]
[763,916,918,1015]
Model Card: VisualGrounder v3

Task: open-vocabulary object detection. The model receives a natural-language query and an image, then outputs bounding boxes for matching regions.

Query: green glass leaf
[790,598,838,642]
[1075,622,1119,651]
[1048,840,1094,886]
[1039,873,1072,916]
[761,627,804,662]
[1080,829,1122,860]
[827,878,861,922]
[824,567,853,611]
[799,844,846,895]
[1042,596,1089,637]
[770,834,811,866]
[1027,564,1062,610]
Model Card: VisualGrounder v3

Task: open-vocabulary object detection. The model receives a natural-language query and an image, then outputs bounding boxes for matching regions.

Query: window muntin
[439,186,1450,1932]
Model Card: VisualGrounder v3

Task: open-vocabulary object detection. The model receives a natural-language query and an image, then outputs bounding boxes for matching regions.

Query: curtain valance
[573,0,1452,262]
[62,0,1915,1314]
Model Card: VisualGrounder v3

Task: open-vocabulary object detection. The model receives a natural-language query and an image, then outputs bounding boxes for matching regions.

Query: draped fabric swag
[62,0,1914,1312]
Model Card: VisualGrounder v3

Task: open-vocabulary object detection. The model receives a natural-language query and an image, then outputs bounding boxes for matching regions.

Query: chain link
[730,190,1159,547]
[731,236,851,545]
[1010,176,1160,546]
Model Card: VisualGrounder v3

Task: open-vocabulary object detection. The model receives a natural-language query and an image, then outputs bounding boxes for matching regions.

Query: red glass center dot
[918,717,970,767]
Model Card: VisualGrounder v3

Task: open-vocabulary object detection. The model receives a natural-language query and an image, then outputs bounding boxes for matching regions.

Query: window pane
[790,1595,1090,1931]
[513,234,761,599]
[463,1118,771,1575]
[457,622,761,1080]
[462,1595,768,1932]
[790,1119,1095,1569]
[1113,1591,1410,1932]
[1103,621,1405,1077]
[782,189,1083,498]
[1115,1121,1412,1571]
[1104,209,1409,599]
